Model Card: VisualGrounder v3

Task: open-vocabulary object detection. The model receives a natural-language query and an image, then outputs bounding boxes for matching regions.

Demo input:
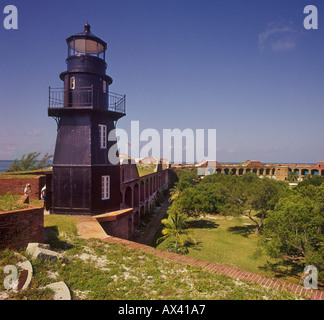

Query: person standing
[24,183,32,204]
[41,185,46,209]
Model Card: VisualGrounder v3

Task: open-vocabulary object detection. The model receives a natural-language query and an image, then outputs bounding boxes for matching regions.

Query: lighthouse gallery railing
[49,86,126,114]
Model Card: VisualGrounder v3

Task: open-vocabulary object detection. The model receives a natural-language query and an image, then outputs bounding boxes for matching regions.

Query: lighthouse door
[53,167,90,212]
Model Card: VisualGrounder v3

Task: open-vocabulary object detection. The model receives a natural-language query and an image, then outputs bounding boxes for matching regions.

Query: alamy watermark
[3,265,18,291]
[304,5,318,30]
[107,121,217,166]
[1,5,320,31]
[2,5,18,30]
[303,265,318,290]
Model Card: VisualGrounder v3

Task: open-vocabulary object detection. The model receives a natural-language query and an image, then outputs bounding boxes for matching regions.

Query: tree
[297,175,324,188]
[175,168,199,187]
[169,168,199,202]
[168,182,224,217]
[260,193,324,268]
[6,152,53,172]
[167,172,290,235]
[157,212,196,251]
[169,184,182,202]
[287,171,298,182]
[209,174,290,235]
[247,177,290,235]
[35,153,53,170]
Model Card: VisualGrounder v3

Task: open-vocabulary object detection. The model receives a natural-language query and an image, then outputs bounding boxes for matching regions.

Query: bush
[7,152,53,172]
[261,192,324,271]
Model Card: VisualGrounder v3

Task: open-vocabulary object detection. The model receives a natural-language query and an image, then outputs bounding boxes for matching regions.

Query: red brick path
[102,235,323,300]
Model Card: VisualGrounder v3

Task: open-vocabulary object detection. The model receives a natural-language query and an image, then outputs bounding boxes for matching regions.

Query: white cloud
[258,21,298,53]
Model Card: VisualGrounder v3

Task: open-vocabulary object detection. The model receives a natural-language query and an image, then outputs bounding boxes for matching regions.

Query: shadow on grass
[158,239,203,255]
[44,226,74,251]
[187,219,219,229]
[259,260,298,276]
[227,225,255,238]
[258,260,323,289]
[151,218,216,250]
[185,240,203,252]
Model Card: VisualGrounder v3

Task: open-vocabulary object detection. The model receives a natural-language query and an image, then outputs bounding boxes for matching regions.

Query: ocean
[0,160,14,173]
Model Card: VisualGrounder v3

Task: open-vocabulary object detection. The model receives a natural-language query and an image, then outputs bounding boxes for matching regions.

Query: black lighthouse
[48,24,126,215]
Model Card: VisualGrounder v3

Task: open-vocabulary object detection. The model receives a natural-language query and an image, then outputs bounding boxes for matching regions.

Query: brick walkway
[74,209,323,300]
[101,235,323,300]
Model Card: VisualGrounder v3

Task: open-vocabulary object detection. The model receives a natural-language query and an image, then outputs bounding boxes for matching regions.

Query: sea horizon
[0,160,14,173]
[0,159,317,173]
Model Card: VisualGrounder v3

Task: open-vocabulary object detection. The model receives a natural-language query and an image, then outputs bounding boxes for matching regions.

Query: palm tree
[157,213,196,249]
[169,184,182,202]
[287,171,298,182]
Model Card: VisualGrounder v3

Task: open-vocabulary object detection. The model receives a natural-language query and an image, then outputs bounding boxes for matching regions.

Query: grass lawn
[155,215,306,286]
[0,194,26,211]
[0,168,51,179]
[0,214,298,300]
[136,164,157,176]
[0,193,43,212]
[136,164,169,176]
[188,216,270,275]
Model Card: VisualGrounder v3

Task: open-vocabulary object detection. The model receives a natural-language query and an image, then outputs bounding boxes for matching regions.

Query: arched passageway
[133,183,139,208]
[140,181,145,202]
[125,186,132,208]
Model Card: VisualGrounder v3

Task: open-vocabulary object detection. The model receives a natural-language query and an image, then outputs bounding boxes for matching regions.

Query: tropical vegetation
[159,169,324,283]
[6,152,53,172]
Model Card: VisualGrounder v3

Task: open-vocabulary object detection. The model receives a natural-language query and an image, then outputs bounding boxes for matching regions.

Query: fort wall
[0,207,44,250]
[0,176,46,198]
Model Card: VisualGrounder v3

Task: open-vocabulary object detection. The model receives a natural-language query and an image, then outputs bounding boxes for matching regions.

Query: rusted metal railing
[49,86,126,114]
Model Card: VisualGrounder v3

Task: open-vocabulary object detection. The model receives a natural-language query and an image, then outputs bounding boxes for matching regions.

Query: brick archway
[133,183,139,208]
[125,186,132,208]
[140,181,145,202]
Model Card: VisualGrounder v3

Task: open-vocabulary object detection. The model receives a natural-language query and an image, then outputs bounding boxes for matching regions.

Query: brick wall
[0,207,44,250]
[100,216,130,240]
[275,167,289,181]
[0,176,46,199]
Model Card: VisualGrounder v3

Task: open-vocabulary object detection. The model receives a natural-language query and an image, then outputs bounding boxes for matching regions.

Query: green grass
[136,164,157,176]
[0,193,28,211]
[0,174,41,179]
[0,167,51,179]
[44,215,79,250]
[0,193,43,212]
[0,215,299,300]
[188,216,269,274]
[136,163,169,176]
[155,215,306,285]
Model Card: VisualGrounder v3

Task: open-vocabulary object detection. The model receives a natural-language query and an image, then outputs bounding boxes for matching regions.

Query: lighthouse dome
[66,23,107,58]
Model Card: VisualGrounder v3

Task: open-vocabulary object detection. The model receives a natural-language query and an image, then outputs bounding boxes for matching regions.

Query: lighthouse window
[103,80,107,93]
[99,124,107,149]
[70,77,76,90]
[101,175,110,200]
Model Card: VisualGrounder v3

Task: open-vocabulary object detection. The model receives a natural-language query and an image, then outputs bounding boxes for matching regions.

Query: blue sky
[0,0,323,163]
